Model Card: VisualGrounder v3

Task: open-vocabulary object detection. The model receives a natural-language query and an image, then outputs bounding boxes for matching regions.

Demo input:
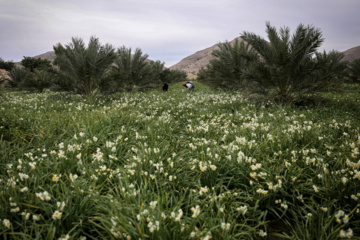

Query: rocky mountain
[341,45,360,62]
[169,37,245,75]
[32,51,57,62]
[13,51,56,67]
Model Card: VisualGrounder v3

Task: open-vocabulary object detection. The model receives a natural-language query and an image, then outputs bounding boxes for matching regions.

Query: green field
[1,83,360,239]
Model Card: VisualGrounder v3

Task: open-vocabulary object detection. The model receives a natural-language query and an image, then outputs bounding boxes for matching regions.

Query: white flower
[36,191,51,201]
[58,234,70,240]
[174,209,183,222]
[19,173,29,181]
[320,207,328,212]
[191,205,200,218]
[21,212,30,220]
[149,201,157,210]
[52,210,62,220]
[346,228,353,238]
[340,229,346,238]
[341,177,348,185]
[236,205,248,215]
[281,203,288,210]
[33,214,40,221]
[3,219,10,228]
[336,210,345,223]
[57,201,66,211]
[29,162,36,169]
[69,174,78,182]
[258,230,267,237]
[52,174,61,182]
[10,207,20,213]
[221,222,231,231]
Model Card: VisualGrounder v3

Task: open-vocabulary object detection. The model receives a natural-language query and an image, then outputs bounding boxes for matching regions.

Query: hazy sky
[1,0,359,67]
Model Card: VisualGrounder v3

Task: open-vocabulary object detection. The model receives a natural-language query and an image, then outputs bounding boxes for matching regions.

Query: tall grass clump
[1,82,360,239]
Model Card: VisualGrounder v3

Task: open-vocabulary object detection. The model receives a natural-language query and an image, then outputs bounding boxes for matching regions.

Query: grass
[0,82,360,239]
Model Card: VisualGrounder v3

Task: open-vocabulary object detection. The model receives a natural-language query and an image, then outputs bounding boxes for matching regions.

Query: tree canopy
[21,57,52,72]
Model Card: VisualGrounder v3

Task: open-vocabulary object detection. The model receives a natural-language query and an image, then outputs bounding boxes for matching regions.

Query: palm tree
[347,59,360,83]
[113,46,149,91]
[53,36,116,97]
[197,39,257,90]
[21,69,53,92]
[146,60,165,82]
[241,22,346,103]
[8,67,30,88]
[208,39,257,89]
[310,50,347,91]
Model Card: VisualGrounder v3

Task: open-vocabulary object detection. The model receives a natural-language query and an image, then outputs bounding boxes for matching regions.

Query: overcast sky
[1,0,359,67]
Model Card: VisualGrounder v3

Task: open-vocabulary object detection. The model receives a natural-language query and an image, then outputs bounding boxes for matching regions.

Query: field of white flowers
[1,83,360,239]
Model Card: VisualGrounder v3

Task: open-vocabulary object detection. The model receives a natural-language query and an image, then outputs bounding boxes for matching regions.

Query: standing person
[162,82,169,92]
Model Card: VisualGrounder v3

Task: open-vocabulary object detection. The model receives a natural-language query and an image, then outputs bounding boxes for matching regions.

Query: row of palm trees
[198,22,359,103]
[6,37,187,96]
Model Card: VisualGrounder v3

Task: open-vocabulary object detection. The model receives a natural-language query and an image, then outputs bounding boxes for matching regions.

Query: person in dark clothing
[162,82,169,92]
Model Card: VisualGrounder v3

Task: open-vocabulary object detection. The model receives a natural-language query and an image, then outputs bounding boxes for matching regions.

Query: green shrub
[0,57,15,71]
[21,57,52,72]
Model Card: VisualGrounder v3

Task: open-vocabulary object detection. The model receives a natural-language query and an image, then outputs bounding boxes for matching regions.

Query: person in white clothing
[183,81,195,90]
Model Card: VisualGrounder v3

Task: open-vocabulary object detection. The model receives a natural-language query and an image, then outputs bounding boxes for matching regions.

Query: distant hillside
[169,37,245,75]
[341,45,360,61]
[33,51,56,62]
[14,51,56,67]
